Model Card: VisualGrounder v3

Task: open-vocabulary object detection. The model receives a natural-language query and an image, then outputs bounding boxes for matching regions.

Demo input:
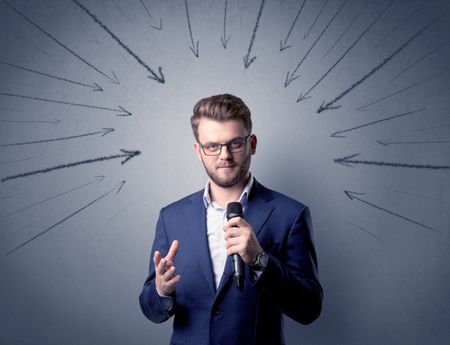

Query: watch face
[259,253,269,266]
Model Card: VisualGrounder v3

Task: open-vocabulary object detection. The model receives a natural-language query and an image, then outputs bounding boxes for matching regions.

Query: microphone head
[226,202,243,220]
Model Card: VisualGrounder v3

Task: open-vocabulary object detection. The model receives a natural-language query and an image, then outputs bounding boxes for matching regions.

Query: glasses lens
[228,140,245,152]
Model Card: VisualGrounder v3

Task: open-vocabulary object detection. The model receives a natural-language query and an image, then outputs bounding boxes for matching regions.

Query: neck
[209,174,250,209]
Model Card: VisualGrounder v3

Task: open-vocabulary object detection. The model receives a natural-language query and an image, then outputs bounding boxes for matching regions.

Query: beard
[201,153,251,188]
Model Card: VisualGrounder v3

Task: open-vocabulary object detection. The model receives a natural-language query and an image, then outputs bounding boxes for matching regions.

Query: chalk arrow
[334,153,450,170]
[0,61,103,91]
[185,0,199,57]
[284,71,300,87]
[1,128,114,147]
[344,190,438,232]
[1,92,131,116]
[1,175,105,219]
[3,1,119,85]
[150,18,162,31]
[1,149,141,182]
[377,139,450,147]
[243,0,266,69]
[5,180,126,255]
[330,108,426,138]
[72,0,164,83]
[279,0,307,52]
[221,0,231,49]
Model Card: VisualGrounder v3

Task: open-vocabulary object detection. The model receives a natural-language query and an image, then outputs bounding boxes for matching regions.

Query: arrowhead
[284,71,300,87]
[101,128,115,136]
[107,69,120,85]
[296,92,311,103]
[243,55,257,69]
[116,106,132,117]
[377,139,390,147]
[334,153,360,167]
[91,83,103,92]
[115,180,126,194]
[280,40,291,52]
[150,18,162,31]
[120,149,141,165]
[189,40,199,57]
[317,101,341,114]
[344,190,365,200]
[95,175,105,183]
[148,66,165,84]
[330,130,346,138]
[221,35,231,49]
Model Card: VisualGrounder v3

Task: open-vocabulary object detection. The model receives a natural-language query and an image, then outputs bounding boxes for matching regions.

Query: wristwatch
[252,251,269,272]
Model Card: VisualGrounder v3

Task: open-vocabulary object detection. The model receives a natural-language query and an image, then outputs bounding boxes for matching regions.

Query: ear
[194,142,202,161]
[250,134,257,155]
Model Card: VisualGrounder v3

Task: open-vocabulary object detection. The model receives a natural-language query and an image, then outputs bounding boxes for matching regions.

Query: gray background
[1,0,449,344]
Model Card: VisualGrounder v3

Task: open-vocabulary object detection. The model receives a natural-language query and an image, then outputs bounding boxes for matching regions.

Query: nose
[219,144,232,160]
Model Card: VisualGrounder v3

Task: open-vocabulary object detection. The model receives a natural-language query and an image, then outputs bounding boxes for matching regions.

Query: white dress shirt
[202,175,254,288]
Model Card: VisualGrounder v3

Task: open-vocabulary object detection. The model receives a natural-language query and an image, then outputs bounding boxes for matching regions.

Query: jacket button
[212,307,222,316]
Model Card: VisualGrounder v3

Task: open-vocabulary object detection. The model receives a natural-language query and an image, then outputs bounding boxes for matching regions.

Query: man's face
[194,118,257,188]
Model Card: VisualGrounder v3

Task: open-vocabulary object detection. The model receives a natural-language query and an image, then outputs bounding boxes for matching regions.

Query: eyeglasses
[199,135,251,156]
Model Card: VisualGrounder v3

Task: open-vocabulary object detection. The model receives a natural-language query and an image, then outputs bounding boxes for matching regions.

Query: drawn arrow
[243,0,266,68]
[184,0,199,57]
[3,0,119,84]
[374,4,423,49]
[1,149,140,182]
[279,0,307,51]
[0,61,103,91]
[296,1,393,101]
[321,2,368,60]
[72,0,164,83]
[1,119,61,125]
[344,190,438,232]
[303,0,329,40]
[330,108,425,138]
[334,153,450,170]
[1,128,114,147]
[377,139,450,147]
[138,0,162,31]
[5,180,126,255]
[388,39,450,84]
[356,71,442,111]
[1,175,104,219]
[285,0,348,87]
[1,92,131,116]
[221,0,231,49]
[317,9,448,113]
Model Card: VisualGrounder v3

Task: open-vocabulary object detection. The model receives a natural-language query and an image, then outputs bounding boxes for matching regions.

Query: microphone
[226,202,245,289]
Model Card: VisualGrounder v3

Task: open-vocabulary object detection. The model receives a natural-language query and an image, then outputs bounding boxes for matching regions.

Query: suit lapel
[183,191,216,294]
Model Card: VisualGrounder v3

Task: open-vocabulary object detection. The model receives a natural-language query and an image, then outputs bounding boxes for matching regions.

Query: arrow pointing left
[1,149,140,182]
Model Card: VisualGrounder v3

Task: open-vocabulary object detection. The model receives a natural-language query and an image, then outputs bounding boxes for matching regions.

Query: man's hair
[190,94,252,141]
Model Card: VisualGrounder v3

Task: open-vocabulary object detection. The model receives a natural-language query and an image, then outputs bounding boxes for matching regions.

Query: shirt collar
[203,174,254,209]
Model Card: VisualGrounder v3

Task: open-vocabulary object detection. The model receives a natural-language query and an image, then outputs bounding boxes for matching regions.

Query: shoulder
[160,189,204,214]
[252,180,309,215]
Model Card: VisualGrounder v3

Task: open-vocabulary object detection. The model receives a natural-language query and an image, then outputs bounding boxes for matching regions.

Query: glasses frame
[199,134,252,156]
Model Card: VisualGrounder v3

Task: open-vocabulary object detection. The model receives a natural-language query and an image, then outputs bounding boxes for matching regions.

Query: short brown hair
[190,94,252,141]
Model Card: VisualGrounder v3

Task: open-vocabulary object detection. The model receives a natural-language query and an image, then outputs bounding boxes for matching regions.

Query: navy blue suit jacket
[139,180,322,345]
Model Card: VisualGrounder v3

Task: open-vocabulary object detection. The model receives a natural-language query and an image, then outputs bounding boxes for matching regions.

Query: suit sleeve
[139,208,176,323]
[252,207,323,324]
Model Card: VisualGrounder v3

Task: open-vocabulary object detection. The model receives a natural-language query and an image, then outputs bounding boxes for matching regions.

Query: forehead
[197,118,248,143]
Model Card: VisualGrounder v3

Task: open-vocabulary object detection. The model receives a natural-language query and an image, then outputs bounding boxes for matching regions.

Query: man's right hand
[154,240,181,296]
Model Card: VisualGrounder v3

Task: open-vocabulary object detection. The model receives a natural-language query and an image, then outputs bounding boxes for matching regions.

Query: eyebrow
[203,136,246,145]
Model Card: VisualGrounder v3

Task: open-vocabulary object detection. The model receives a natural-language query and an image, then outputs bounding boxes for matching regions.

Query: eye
[205,143,220,151]
[230,140,244,148]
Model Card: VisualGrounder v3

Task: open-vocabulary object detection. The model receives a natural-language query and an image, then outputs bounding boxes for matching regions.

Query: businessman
[139,94,323,345]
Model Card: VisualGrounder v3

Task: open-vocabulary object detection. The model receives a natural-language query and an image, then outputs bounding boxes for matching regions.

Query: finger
[156,257,168,275]
[224,227,240,240]
[163,266,176,281]
[165,240,179,261]
[153,250,161,267]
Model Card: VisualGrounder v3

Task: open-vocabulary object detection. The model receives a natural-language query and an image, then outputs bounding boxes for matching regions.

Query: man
[139,94,323,345]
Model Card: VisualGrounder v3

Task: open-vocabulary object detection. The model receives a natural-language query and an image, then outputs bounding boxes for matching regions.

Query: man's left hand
[224,217,263,265]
